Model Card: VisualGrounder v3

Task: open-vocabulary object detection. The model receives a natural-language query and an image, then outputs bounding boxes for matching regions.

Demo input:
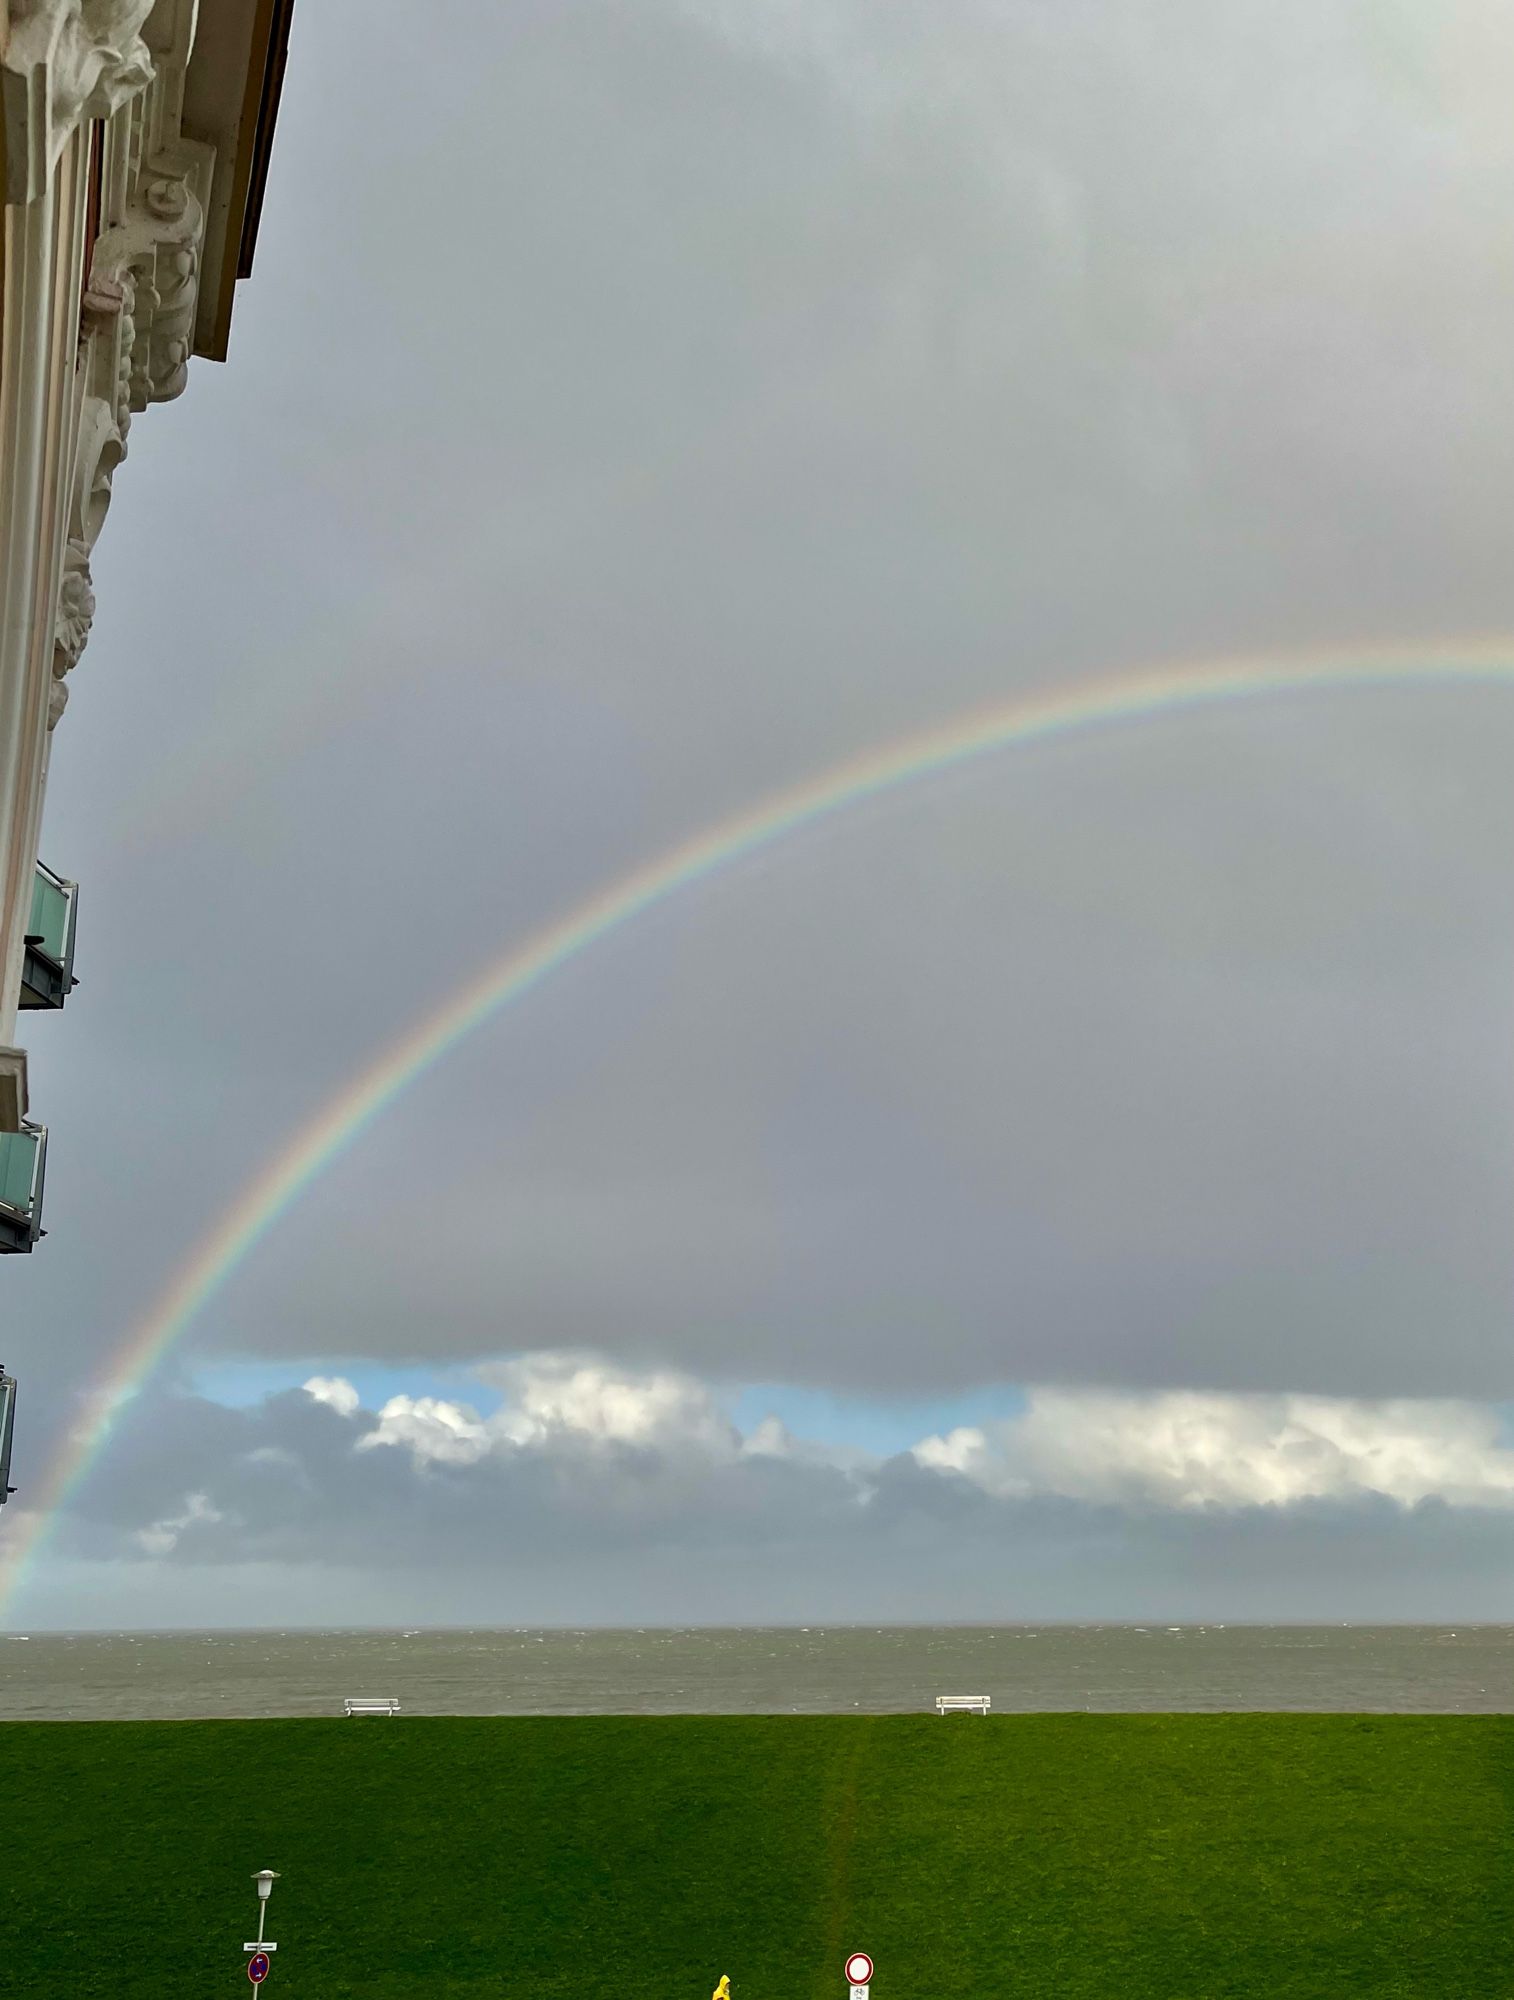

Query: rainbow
[6,637,1514,1616]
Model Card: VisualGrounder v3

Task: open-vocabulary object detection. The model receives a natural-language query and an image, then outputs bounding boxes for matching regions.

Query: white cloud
[303,1376,360,1418]
[335,1356,741,1471]
[741,1413,795,1458]
[913,1389,1514,1511]
[481,1354,738,1456]
[355,1394,490,1467]
[135,1490,224,1556]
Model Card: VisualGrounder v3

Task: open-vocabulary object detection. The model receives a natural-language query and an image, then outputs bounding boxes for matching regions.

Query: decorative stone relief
[129,173,202,405]
[47,541,95,728]
[47,124,212,726]
[70,393,126,545]
[88,147,210,410]
[3,0,156,202]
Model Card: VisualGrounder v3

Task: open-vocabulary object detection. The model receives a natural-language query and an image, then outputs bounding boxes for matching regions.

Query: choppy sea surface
[1,1625,1510,1721]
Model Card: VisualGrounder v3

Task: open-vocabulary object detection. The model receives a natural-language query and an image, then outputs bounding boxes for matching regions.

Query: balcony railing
[19,862,77,1010]
[0,1367,15,1503]
[0,1124,46,1252]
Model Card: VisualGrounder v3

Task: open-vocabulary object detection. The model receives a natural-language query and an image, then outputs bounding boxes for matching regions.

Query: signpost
[846,1950,873,1998]
[243,1869,280,1981]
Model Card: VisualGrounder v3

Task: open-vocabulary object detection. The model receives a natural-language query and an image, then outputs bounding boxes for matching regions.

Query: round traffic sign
[845,1953,873,1984]
[247,1951,270,1984]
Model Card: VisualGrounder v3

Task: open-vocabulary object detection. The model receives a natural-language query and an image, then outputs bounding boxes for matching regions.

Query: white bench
[344,1697,401,1717]
[936,1694,990,1716]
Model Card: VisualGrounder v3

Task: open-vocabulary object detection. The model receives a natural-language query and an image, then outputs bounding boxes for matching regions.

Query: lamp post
[245,1870,279,1963]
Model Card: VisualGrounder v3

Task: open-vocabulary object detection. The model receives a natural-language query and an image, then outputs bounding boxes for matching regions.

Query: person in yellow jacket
[712,1979,731,2000]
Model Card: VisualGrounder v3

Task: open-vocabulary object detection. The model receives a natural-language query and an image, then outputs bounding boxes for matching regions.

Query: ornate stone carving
[111,271,136,433]
[47,124,211,727]
[80,270,126,330]
[72,394,127,546]
[18,0,216,736]
[3,1,156,202]
[92,159,208,412]
[47,542,95,729]
[48,390,123,725]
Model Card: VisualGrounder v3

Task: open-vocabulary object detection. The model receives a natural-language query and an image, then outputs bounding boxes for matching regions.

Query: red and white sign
[845,1953,873,1984]
[247,1951,271,1984]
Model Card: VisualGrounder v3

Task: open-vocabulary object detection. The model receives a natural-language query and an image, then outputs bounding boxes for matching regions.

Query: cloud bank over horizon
[296,1358,1514,1517]
[8,1356,1513,1628]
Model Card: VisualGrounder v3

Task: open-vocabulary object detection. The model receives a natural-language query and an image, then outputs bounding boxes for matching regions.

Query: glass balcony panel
[20,864,77,1010]
[0,1131,38,1212]
[0,1126,45,1251]
[28,870,70,963]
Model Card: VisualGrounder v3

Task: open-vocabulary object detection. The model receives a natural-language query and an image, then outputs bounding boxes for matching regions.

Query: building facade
[0,0,290,1251]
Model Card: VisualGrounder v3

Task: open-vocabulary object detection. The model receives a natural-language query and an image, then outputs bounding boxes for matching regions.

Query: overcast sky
[10,0,1514,1627]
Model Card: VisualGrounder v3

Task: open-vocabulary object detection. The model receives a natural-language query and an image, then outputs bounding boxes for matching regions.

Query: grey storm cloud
[10,0,1514,1620]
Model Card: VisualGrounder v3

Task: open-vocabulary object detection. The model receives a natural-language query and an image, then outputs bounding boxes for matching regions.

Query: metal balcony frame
[0,1122,47,1253]
[0,1367,15,1503]
[19,861,78,1010]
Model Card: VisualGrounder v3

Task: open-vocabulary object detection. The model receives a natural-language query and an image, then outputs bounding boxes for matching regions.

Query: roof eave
[183,0,294,363]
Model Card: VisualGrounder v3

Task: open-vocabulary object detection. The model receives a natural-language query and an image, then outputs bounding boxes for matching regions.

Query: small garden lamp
[251,1870,279,1948]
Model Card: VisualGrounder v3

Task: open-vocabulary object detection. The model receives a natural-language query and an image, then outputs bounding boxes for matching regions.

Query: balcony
[19,862,77,1010]
[0,1124,46,1252]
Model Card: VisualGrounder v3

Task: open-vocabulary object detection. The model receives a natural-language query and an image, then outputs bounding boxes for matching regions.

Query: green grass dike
[7,1713,1514,1997]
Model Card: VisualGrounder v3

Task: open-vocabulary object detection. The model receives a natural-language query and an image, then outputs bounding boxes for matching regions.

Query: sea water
[1,1624,1509,1721]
